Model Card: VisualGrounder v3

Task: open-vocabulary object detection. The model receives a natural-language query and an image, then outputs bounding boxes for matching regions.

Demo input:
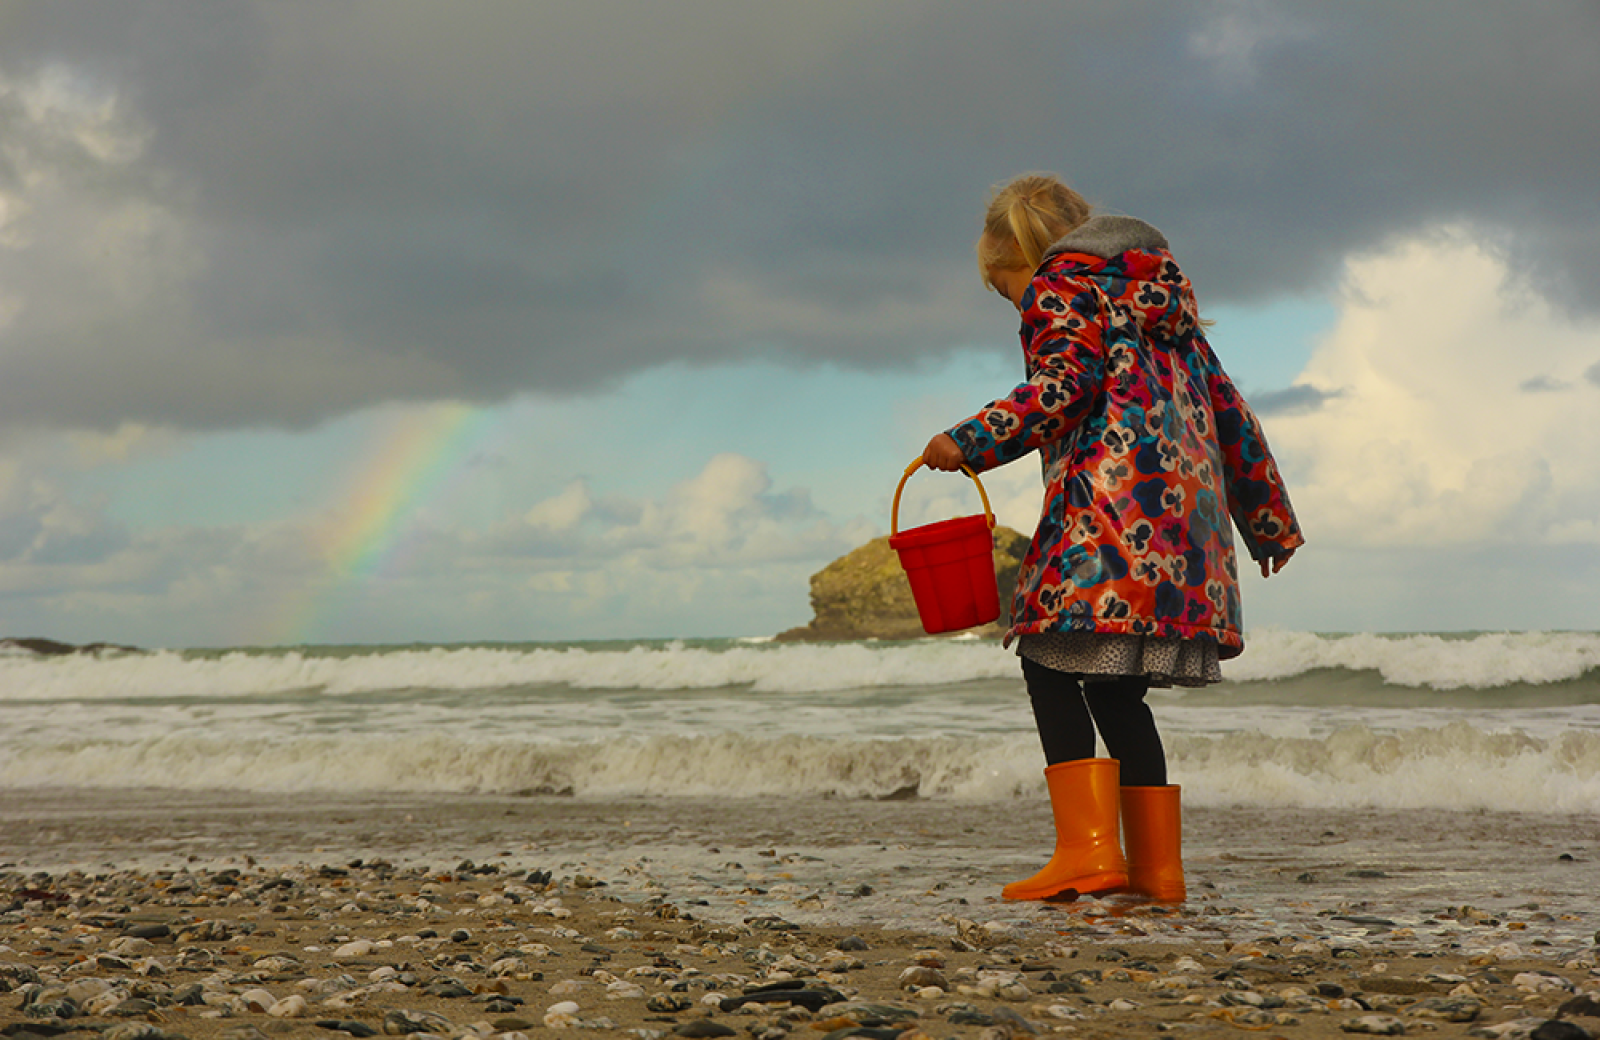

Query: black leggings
[1021,657,1167,786]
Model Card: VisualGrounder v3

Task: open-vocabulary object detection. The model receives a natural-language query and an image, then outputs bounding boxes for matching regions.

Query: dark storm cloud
[1519,376,1569,393]
[1,0,1597,432]
[1251,384,1345,416]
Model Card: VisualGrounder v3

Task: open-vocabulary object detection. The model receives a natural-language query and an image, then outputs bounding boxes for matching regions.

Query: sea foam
[1228,630,1600,688]
[3,631,1600,703]
[4,723,1598,813]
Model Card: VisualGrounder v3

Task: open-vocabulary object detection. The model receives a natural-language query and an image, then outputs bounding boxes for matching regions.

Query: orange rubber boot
[1002,758,1129,901]
[1121,785,1185,903]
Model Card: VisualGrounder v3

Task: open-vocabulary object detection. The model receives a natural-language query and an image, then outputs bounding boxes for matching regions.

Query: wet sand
[3,790,1599,1038]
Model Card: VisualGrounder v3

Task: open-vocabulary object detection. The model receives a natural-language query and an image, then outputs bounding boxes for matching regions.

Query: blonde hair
[977,173,1092,290]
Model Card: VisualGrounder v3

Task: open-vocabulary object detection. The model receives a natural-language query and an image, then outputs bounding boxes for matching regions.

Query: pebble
[103,1026,170,1040]
[898,965,948,991]
[1517,971,1576,993]
[543,1011,582,1030]
[1411,995,1485,1022]
[383,1008,454,1034]
[267,993,308,1017]
[1560,995,1600,1018]
[1472,1018,1554,1039]
[237,987,278,1013]
[1341,1014,1408,1034]
[672,1020,738,1038]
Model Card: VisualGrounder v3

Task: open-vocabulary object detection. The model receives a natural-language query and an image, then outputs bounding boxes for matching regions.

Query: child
[922,173,1303,902]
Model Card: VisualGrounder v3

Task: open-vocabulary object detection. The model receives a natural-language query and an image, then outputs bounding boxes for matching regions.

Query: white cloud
[564,453,874,569]
[525,481,591,534]
[0,446,875,645]
[1264,228,1600,549]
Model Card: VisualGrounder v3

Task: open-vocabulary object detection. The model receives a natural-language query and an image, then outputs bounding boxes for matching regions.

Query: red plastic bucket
[888,459,1000,635]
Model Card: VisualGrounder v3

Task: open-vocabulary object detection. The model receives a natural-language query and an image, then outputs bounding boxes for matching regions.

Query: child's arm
[941,280,1106,473]
[1201,343,1305,565]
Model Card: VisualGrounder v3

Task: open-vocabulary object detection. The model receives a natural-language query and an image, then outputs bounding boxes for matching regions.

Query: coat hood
[1043,214,1169,261]
[1040,215,1199,341]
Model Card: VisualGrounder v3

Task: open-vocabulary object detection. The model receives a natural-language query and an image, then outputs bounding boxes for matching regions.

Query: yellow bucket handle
[891,457,996,536]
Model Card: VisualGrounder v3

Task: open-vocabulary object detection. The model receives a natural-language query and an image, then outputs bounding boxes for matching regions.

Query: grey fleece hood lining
[1042,214,1170,263]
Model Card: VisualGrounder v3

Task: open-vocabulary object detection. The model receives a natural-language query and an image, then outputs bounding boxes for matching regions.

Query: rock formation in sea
[0,636,140,655]
[774,525,1030,642]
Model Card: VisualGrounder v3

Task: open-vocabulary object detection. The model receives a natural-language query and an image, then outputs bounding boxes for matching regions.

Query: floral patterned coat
[947,216,1303,657]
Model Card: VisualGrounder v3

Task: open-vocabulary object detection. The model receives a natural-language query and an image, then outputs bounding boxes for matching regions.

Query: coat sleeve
[1201,343,1305,561]
[944,280,1106,474]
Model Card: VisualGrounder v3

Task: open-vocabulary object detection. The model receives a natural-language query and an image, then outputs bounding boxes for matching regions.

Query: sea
[4,630,1599,809]
[3,630,1600,944]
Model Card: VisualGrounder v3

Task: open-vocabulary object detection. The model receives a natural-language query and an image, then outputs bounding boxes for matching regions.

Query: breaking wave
[4,722,1598,813]
[3,631,1600,702]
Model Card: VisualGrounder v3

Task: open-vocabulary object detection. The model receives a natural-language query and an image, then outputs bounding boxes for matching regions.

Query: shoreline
[5,790,1597,920]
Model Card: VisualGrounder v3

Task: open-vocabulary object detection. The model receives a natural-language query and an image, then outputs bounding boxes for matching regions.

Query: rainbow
[274,402,497,646]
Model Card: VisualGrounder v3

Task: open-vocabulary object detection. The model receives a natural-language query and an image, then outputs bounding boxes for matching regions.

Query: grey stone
[1559,997,1600,1020]
[898,965,948,991]
[720,987,845,1013]
[824,1003,918,1026]
[123,923,170,940]
[421,979,472,999]
[107,999,158,1018]
[314,1023,379,1038]
[647,994,692,1013]
[672,1021,737,1039]
[382,1009,454,1036]
[23,999,80,1020]
[1467,1019,1550,1040]
[1411,997,1483,1023]
[989,1005,1040,1030]
[102,1026,168,1040]
[0,963,43,987]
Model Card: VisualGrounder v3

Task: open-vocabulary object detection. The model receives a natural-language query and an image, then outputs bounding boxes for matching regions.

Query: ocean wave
[2,631,1599,703]
[1229,630,1600,689]
[0,641,1018,701]
[4,722,1598,812]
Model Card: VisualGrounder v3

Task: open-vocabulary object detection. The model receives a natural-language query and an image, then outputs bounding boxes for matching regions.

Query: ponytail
[977,173,1091,288]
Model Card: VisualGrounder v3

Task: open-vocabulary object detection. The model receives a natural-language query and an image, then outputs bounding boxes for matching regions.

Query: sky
[1,1,1598,648]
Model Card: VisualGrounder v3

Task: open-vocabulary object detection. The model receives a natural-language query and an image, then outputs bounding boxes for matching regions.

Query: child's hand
[922,433,967,472]
[1259,548,1295,578]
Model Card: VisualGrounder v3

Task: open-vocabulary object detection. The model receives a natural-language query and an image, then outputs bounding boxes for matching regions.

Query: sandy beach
[4,790,1599,1039]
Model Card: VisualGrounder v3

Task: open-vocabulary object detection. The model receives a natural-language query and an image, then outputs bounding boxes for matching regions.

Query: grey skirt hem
[1016,631,1223,688]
